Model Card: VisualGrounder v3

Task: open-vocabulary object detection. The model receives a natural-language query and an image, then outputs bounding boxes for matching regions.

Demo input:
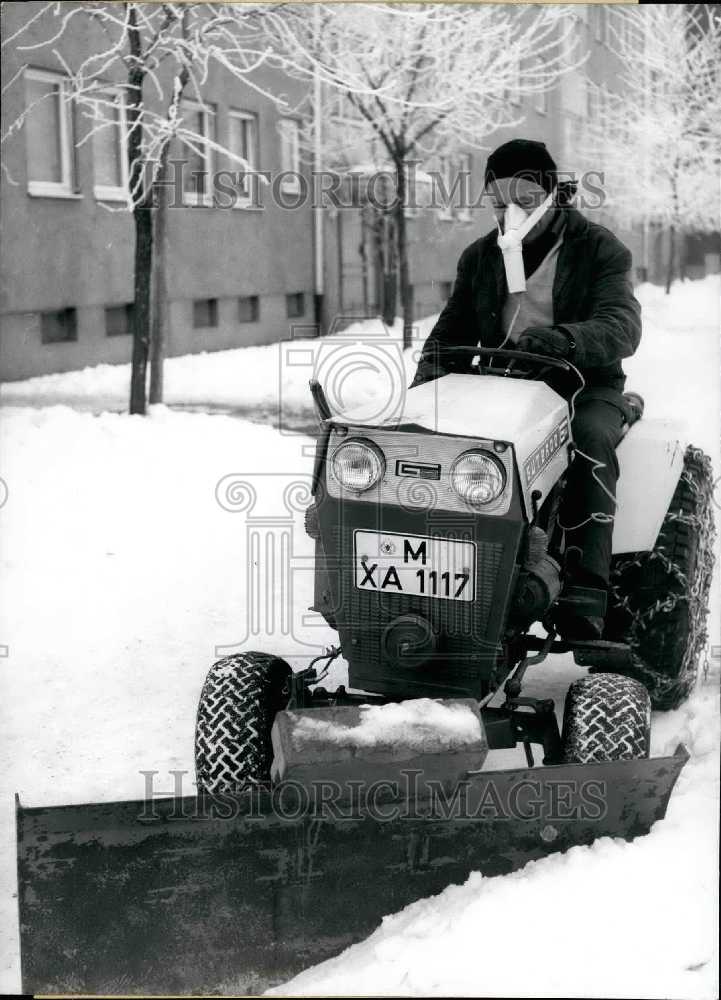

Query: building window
[533,58,549,115]
[561,113,581,163]
[587,83,599,121]
[41,307,77,344]
[105,303,133,337]
[193,298,218,328]
[228,110,258,203]
[505,55,522,107]
[238,295,260,323]
[595,6,607,44]
[598,84,610,142]
[437,155,453,221]
[24,69,75,197]
[180,99,216,205]
[286,292,305,319]
[278,118,300,193]
[456,153,472,221]
[93,88,128,202]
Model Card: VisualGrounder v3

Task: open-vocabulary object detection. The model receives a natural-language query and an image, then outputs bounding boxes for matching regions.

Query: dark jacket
[413,207,642,403]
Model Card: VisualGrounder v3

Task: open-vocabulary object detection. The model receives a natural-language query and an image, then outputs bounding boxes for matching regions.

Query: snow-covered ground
[0,276,719,996]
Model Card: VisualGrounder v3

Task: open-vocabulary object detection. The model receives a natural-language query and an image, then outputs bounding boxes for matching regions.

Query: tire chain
[608,447,716,710]
[562,674,651,764]
[195,653,281,791]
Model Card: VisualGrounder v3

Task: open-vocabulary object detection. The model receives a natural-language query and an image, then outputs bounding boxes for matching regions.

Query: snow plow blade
[17,745,688,995]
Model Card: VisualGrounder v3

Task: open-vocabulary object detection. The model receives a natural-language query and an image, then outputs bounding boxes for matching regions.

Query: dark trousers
[559,398,627,587]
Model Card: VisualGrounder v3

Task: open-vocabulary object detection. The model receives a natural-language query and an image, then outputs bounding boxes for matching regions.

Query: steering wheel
[429,346,582,391]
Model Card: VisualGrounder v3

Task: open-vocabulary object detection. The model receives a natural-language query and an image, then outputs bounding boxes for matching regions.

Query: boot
[553,563,607,641]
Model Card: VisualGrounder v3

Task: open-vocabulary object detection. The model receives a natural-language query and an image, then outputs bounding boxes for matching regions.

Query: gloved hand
[516,326,575,358]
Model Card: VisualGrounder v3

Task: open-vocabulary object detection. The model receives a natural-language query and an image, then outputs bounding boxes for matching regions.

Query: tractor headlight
[451,450,506,506]
[331,439,385,492]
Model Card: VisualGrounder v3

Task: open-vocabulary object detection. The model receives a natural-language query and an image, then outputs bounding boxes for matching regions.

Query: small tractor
[195,348,714,786]
[17,348,715,995]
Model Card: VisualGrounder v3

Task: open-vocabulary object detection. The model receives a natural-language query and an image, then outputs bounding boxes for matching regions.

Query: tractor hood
[329,373,565,442]
[329,374,572,518]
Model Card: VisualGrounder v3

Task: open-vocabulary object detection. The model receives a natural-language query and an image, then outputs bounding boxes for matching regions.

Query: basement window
[238,295,260,323]
[286,292,305,319]
[41,307,77,344]
[193,297,218,328]
[105,303,134,337]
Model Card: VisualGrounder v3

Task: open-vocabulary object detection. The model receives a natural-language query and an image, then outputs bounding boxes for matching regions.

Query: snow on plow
[17,742,688,995]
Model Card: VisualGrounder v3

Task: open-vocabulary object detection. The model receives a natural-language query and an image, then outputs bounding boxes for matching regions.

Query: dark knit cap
[484,139,558,195]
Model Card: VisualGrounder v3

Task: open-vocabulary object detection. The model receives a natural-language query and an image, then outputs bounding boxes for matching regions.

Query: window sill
[94,186,129,203]
[27,186,83,200]
[182,194,215,208]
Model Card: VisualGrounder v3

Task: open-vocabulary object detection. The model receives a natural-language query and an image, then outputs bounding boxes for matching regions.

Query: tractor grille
[344,535,504,696]
[319,490,524,700]
[347,538,503,642]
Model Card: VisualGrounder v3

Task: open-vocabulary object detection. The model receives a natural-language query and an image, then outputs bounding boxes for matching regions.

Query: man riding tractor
[412,138,642,641]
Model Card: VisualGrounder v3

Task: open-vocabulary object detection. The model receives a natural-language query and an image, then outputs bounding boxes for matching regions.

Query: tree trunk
[666,164,680,296]
[130,207,153,414]
[126,10,149,415]
[665,224,676,295]
[381,213,396,327]
[149,148,170,405]
[394,159,413,348]
[359,207,369,316]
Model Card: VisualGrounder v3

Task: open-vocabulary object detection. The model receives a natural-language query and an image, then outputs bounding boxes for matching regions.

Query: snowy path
[0,278,719,996]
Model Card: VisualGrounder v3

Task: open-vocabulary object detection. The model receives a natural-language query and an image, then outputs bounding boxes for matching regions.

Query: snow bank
[0,313,434,416]
[290,699,483,752]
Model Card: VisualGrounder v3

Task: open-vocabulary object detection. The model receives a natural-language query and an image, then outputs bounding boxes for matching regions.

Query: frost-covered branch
[577,4,721,234]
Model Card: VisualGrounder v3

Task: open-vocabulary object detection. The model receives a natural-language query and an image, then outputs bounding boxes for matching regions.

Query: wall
[0,2,314,381]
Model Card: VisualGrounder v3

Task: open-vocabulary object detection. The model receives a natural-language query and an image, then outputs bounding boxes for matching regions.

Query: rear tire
[605,446,715,710]
[561,673,651,764]
[195,652,291,791]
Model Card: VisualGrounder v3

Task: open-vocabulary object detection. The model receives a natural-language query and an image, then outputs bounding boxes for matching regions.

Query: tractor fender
[612,418,688,554]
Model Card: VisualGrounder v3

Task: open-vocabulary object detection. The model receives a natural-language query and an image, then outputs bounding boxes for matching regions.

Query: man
[411,138,642,639]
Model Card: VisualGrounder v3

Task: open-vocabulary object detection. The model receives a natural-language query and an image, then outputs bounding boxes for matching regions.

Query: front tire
[194,652,291,791]
[561,673,651,764]
[605,446,715,710]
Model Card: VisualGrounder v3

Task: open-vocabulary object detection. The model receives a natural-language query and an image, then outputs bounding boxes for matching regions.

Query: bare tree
[578,4,721,293]
[268,2,580,346]
[2,2,291,412]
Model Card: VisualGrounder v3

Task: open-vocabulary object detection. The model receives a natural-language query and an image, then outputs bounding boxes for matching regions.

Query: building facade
[1,4,717,382]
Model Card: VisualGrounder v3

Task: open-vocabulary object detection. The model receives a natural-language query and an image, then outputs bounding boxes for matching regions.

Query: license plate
[354,530,476,602]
